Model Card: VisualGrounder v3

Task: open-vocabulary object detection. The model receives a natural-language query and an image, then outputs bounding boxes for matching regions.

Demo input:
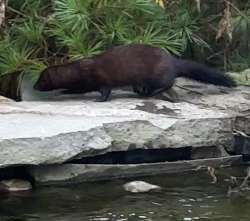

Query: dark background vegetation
[0,0,249,100]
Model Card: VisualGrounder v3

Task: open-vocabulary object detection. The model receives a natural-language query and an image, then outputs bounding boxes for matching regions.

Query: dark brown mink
[34,44,236,101]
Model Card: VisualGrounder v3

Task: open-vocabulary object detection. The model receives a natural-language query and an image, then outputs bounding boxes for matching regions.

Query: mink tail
[175,58,237,87]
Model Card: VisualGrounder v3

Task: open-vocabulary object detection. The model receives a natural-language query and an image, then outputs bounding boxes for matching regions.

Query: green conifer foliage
[0,0,249,85]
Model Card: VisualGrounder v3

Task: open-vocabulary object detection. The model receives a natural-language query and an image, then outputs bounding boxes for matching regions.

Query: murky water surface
[0,167,250,221]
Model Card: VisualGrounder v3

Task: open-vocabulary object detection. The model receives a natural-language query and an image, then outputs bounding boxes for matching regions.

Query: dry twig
[208,166,217,184]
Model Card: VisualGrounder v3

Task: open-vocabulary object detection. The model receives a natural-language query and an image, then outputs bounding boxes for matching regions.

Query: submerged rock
[123,181,161,193]
[0,179,32,192]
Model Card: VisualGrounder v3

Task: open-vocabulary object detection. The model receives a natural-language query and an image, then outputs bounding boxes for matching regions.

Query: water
[0,167,250,221]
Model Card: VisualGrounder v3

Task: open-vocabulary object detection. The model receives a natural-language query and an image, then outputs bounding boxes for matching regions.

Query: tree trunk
[0,0,6,31]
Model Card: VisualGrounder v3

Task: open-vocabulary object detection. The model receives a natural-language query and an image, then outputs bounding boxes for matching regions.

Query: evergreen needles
[0,0,249,83]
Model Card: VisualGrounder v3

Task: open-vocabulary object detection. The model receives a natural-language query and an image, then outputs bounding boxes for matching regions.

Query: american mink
[34,44,236,101]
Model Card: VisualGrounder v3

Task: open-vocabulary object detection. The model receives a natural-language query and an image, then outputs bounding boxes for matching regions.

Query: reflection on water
[0,166,250,221]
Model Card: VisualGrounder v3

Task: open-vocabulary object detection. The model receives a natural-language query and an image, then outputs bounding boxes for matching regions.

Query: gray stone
[233,130,250,157]
[173,78,250,115]
[191,145,230,160]
[29,155,244,185]
[0,99,233,168]
[0,179,32,191]
[123,181,161,193]
[241,69,250,78]
[235,115,250,135]
[0,95,13,102]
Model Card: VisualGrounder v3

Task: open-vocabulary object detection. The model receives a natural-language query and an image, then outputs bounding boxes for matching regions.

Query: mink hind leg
[152,71,176,95]
[132,79,165,97]
[96,87,112,102]
[134,85,179,102]
[135,74,175,96]
[133,72,177,101]
[132,85,153,96]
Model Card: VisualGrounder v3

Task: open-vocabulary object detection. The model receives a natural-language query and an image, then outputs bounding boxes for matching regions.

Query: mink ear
[79,58,94,70]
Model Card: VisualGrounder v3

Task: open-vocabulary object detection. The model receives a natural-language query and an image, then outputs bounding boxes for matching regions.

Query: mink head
[33,68,54,91]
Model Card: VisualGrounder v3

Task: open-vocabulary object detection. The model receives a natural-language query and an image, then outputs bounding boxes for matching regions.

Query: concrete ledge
[29,155,246,185]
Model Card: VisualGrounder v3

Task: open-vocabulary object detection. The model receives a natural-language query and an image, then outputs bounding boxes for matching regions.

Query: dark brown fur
[34,44,236,101]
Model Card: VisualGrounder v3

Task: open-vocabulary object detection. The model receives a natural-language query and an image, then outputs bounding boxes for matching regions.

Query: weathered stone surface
[0,95,13,102]
[173,78,250,115]
[191,145,230,160]
[0,99,233,168]
[171,79,250,153]
[233,131,250,157]
[235,115,250,135]
[29,156,244,185]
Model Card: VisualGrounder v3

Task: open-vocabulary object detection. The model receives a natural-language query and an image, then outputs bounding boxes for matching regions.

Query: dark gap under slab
[0,166,35,184]
[67,147,192,164]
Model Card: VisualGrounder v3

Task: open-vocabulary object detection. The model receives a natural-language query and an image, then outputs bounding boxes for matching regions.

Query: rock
[191,145,230,160]
[228,71,250,86]
[241,69,250,75]
[174,78,250,115]
[233,130,250,160]
[0,95,14,102]
[0,72,248,184]
[0,99,233,168]
[29,156,244,185]
[241,69,250,83]
[0,179,32,192]
[123,181,161,193]
[173,78,250,153]
[235,115,250,136]
[0,183,9,194]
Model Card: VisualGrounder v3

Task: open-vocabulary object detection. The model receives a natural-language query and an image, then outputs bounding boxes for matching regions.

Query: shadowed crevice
[67,147,192,164]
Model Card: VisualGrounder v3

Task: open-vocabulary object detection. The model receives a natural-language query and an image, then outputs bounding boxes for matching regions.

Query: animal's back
[34,43,236,102]
[93,44,173,86]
